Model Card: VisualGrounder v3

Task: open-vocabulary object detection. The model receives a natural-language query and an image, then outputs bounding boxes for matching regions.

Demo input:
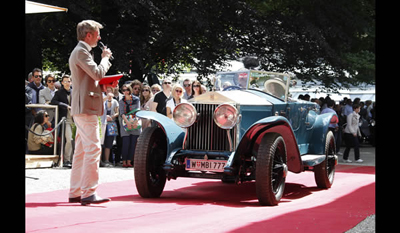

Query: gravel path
[25,166,135,195]
[345,215,375,233]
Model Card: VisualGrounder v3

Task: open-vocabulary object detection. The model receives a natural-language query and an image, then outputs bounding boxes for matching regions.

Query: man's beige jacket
[69,41,111,116]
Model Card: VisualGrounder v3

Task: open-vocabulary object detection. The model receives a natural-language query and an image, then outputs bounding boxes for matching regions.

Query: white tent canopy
[289,80,375,102]
[25,1,68,14]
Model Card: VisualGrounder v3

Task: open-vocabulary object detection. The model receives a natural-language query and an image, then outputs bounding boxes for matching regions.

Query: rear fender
[235,116,303,173]
[136,111,185,156]
[308,112,338,154]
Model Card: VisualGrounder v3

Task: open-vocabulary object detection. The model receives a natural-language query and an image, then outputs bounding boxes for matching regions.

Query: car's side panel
[238,105,273,140]
[136,111,185,156]
[308,112,337,155]
[285,101,321,154]
[235,116,303,173]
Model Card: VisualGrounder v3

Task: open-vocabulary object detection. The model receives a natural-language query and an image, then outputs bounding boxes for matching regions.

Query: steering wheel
[223,86,244,91]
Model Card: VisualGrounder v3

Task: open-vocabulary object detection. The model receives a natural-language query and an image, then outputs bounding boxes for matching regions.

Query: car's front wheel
[256,134,288,206]
[134,126,167,198]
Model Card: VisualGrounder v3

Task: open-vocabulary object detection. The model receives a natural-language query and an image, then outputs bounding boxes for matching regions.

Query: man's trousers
[69,114,101,199]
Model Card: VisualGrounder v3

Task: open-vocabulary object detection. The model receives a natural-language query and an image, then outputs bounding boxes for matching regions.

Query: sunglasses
[34,75,42,78]
[142,89,150,92]
[175,89,183,93]
[45,114,49,117]
[163,82,171,85]
[183,84,191,87]
[122,89,130,92]
[193,85,200,88]
[47,80,55,83]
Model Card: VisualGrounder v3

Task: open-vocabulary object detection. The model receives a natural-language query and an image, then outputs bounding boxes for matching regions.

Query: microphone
[99,41,114,60]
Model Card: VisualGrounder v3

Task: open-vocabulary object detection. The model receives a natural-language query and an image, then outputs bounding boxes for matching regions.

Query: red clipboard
[99,74,123,85]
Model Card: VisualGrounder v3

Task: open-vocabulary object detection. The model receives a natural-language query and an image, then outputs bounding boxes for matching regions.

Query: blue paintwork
[238,104,273,140]
[135,111,186,156]
[136,71,338,175]
[308,111,337,154]
[235,115,303,173]
[233,99,335,172]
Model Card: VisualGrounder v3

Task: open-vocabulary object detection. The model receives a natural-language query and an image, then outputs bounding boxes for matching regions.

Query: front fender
[308,112,337,154]
[136,111,185,156]
[236,116,303,173]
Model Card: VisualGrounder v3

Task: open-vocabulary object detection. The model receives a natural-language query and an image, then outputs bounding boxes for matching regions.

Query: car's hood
[188,90,272,106]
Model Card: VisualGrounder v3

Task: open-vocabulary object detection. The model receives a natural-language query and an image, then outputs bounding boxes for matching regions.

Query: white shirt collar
[79,41,92,51]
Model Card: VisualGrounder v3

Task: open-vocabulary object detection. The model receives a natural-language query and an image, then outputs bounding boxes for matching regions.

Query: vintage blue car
[134,70,338,206]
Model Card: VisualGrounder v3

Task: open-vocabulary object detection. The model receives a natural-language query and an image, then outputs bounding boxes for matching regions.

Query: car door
[287,101,301,132]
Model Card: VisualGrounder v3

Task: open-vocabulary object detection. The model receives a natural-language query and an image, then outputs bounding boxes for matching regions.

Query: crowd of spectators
[25,68,375,167]
[298,93,375,124]
[25,69,206,168]
[300,94,375,162]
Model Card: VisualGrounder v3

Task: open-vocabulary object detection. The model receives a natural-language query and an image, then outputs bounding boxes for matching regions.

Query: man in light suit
[68,20,113,206]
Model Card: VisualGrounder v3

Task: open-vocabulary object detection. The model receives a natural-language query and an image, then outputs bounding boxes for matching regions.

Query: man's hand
[101,45,113,59]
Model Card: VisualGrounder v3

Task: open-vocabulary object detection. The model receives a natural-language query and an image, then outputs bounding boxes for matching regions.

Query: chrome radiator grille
[185,103,237,151]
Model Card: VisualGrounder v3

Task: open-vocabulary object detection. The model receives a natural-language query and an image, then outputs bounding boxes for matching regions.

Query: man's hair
[32,68,42,74]
[76,20,103,41]
[27,72,32,81]
[130,79,142,88]
[61,74,70,83]
[327,99,335,108]
[44,73,55,85]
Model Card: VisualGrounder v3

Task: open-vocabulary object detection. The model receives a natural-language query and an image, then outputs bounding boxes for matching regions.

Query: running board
[301,154,326,167]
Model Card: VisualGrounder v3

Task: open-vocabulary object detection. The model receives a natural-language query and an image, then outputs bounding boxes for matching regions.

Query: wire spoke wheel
[256,134,287,206]
[134,127,167,198]
[314,131,337,188]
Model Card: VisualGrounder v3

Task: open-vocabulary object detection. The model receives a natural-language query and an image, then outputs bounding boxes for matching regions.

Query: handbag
[106,121,118,136]
[122,108,142,131]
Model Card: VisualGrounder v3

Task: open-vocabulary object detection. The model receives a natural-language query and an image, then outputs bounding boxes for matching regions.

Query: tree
[26,0,375,89]
[246,0,375,88]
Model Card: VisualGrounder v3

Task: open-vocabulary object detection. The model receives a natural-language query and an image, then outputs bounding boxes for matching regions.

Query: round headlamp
[173,103,197,128]
[213,104,239,129]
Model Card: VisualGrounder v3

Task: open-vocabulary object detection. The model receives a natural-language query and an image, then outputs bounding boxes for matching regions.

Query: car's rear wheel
[256,134,287,206]
[134,127,167,198]
[314,131,336,188]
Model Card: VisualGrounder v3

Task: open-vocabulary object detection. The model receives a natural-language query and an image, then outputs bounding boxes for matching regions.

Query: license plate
[185,159,227,172]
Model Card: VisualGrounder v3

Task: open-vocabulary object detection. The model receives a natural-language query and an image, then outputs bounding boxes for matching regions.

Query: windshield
[215,70,291,101]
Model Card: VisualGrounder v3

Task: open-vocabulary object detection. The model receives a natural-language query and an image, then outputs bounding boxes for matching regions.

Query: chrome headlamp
[213,104,239,129]
[173,103,197,128]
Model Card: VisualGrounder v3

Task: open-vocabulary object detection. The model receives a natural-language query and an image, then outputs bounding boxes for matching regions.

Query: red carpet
[26,165,375,233]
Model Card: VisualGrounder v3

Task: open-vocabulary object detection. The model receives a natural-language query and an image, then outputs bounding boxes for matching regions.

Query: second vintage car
[134,70,338,206]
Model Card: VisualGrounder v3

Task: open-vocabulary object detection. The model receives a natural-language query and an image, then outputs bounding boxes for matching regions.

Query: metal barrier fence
[25,104,66,168]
